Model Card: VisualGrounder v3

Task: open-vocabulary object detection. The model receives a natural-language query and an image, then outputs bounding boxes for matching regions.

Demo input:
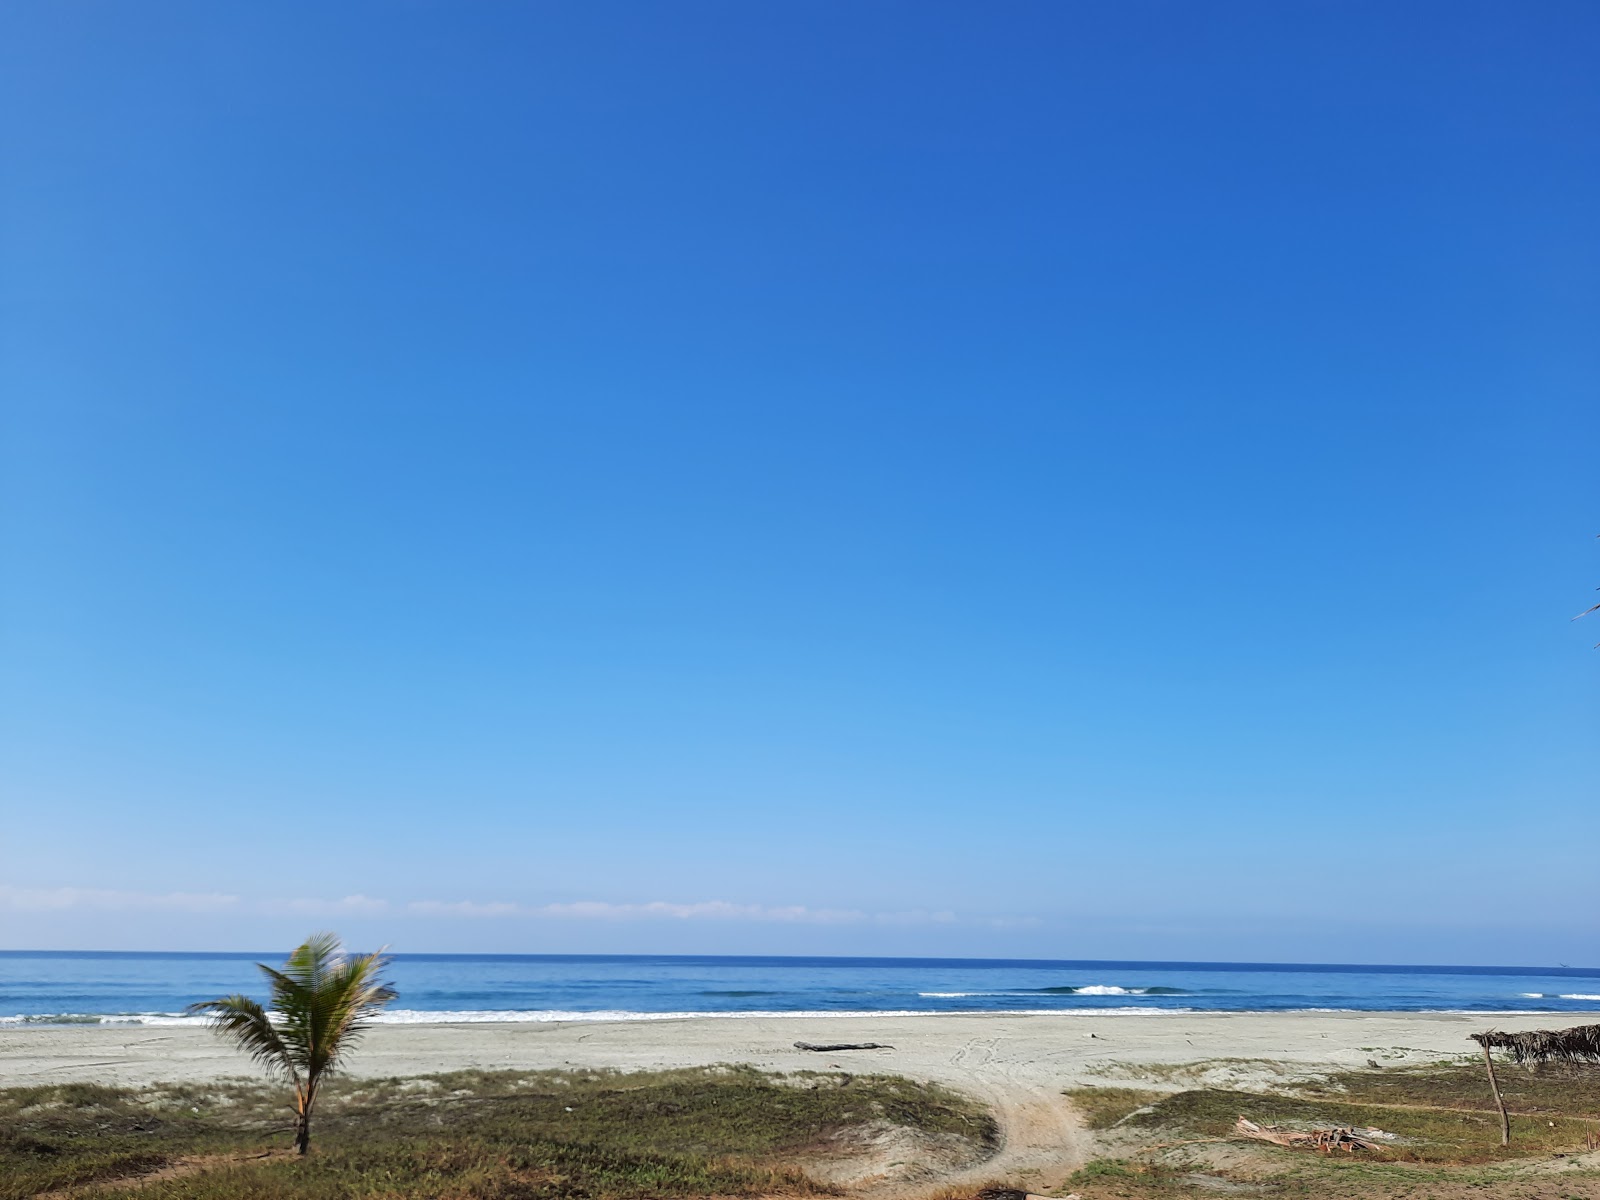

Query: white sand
[5,1011,1590,1189]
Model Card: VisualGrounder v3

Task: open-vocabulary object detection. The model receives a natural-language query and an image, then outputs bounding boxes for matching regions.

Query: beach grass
[1114,1059,1600,1162]
[1065,1060,1600,1199]
[0,1066,995,1200]
[1120,1084,1594,1161]
[1061,1087,1166,1130]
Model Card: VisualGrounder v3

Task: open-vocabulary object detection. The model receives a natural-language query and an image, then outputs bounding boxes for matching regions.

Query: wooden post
[1480,1042,1510,1146]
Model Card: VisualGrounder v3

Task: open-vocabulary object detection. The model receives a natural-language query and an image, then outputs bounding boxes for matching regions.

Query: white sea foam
[916,985,1172,998]
[1304,1008,1564,1016]
[0,1012,208,1027]
[0,1007,1183,1026]
[371,1008,903,1024]
[366,1007,1184,1023]
[15,1000,1594,1029]
[1520,993,1546,998]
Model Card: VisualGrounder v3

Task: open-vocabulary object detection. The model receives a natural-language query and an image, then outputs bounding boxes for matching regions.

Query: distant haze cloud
[2,886,983,927]
[266,894,391,917]
[406,899,523,919]
[407,899,946,925]
[536,900,864,923]
[0,886,241,913]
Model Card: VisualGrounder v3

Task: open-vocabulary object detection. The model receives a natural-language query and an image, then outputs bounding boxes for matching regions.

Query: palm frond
[318,950,398,1073]
[192,934,395,1155]
[1576,542,1597,646]
[192,934,396,1086]
[1577,597,1600,648]
[256,963,317,1074]
[186,994,298,1082]
[268,934,338,1044]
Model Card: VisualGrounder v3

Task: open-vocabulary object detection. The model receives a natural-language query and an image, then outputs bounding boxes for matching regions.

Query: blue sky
[2,1,1596,964]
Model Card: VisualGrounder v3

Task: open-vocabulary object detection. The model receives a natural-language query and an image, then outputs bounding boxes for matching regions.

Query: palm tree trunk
[295,1083,314,1155]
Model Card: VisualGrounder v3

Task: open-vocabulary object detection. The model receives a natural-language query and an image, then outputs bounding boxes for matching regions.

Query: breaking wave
[917,985,1188,998]
[2,1006,1191,1027]
[0,1012,206,1027]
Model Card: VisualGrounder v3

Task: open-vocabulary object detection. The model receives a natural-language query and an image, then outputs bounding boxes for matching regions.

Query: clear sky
[2,2,1596,965]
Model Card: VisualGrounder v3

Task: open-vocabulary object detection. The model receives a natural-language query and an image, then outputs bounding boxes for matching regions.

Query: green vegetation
[1083,1056,1301,1086]
[1313,1060,1600,1120]
[1065,1060,1600,1200]
[1120,1084,1595,1162]
[188,933,396,1155]
[0,1066,996,1200]
[1064,1157,1193,1196]
[1061,1088,1165,1130]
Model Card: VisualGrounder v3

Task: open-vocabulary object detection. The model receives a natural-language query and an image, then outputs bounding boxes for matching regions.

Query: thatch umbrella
[1470,1025,1600,1146]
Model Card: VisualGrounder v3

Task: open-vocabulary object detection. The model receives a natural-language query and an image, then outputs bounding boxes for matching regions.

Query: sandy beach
[8,1010,1593,1190]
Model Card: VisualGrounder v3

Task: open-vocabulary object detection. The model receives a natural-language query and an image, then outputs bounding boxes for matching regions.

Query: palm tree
[189,932,396,1155]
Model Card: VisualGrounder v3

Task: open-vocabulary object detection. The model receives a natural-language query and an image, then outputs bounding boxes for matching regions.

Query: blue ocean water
[3,953,1599,1026]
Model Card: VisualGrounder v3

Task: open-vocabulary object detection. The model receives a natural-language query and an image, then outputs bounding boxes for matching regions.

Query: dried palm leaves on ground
[1234,1116,1395,1152]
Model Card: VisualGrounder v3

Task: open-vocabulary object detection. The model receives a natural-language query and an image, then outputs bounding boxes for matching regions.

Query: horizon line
[2,949,1596,975]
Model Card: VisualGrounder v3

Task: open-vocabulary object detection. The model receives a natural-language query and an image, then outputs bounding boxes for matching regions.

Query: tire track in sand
[866,1034,1089,1198]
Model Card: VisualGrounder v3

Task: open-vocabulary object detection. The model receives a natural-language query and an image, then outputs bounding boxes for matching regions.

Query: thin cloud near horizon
[0,886,1015,928]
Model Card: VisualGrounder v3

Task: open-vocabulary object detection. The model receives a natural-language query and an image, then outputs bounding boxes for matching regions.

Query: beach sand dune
[6,1011,1593,1191]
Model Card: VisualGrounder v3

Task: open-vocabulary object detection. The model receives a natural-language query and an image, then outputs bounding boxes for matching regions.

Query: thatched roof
[1471,1025,1600,1065]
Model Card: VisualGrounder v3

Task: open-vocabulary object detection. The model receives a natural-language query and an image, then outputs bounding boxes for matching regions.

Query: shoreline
[4,1004,1596,1029]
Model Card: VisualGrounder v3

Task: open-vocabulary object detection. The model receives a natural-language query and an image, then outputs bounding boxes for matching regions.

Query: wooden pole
[1480,1042,1510,1146]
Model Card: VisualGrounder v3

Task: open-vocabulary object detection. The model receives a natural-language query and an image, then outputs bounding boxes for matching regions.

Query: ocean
[4,952,1599,1026]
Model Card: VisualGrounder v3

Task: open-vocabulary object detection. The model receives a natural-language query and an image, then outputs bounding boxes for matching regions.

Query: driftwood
[793,1041,892,1052]
[1235,1116,1393,1153]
